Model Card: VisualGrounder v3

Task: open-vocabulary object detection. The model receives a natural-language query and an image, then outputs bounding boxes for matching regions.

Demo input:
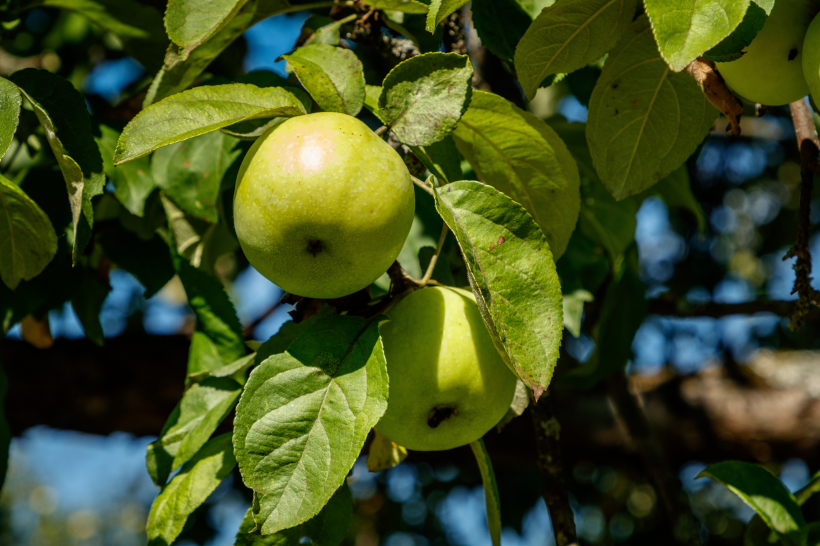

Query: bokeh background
[1,2,820,545]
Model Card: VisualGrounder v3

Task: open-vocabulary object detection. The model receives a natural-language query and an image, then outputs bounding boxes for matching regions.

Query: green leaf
[365,0,429,14]
[176,257,245,373]
[235,484,353,546]
[0,78,21,160]
[586,16,718,200]
[469,439,501,546]
[703,1,769,62]
[0,173,57,290]
[434,181,563,400]
[152,131,242,222]
[558,250,645,388]
[253,306,334,362]
[379,52,473,146]
[283,44,365,116]
[409,136,462,184]
[364,84,383,119]
[21,0,168,73]
[98,224,174,298]
[698,461,807,546]
[237,491,348,546]
[451,90,581,259]
[187,352,255,386]
[233,314,388,534]
[116,84,306,164]
[10,69,105,262]
[645,0,750,71]
[146,377,242,486]
[514,0,638,100]
[425,0,468,32]
[70,268,110,346]
[144,0,291,105]
[562,289,593,337]
[96,124,156,217]
[146,433,236,546]
[165,0,250,57]
[471,0,533,63]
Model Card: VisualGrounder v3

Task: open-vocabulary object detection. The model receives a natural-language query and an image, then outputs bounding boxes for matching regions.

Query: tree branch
[530,391,577,546]
[785,99,820,331]
[646,296,820,321]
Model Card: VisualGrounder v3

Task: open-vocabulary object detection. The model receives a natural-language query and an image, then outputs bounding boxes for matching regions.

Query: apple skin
[376,286,517,451]
[233,112,415,299]
[803,13,820,107]
[716,0,818,106]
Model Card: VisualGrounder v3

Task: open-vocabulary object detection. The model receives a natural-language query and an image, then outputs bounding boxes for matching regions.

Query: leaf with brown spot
[434,182,563,400]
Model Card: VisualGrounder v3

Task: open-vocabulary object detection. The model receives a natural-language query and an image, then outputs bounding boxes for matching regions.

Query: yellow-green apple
[376,286,517,451]
[233,112,415,299]
[716,0,818,105]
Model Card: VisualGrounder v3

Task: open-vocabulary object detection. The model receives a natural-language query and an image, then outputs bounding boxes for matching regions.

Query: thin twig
[410,174,435,196]
[785,99,820,331]
[419,223,449,286]
[606,371,703,546]
[530,391,578,546]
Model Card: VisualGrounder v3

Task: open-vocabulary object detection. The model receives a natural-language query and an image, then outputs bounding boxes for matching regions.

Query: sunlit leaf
[235,484,353,546]
[515,0,638,100]
[434,181,563,399]
[379,53,473,146]
[452,90,581,258]
[586,16,718,200]
[115,84,305,164]
[233,314,388,534]
[283,44,365,116]
[146,434,236,546]
[645,0,750,71]
[166,0,251,57]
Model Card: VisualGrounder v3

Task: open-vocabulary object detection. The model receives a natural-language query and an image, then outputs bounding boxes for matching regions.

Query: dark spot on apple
[427,405,457,428]
[789,48,799,61]
[307,239,324,257]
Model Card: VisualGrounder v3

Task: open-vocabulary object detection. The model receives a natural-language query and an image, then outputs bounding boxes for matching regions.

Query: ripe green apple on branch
[234,111,516,453]
[233,112,415,300]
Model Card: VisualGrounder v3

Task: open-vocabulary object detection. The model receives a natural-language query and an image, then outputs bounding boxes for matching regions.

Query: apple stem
[409,174,435,196]
[419,223,449,286]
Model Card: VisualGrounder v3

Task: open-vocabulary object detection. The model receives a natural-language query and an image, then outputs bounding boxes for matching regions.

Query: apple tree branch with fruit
[2,0,820,544]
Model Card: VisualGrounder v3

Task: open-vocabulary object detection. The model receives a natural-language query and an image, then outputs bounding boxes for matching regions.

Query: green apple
[376,286,517,451]
[233,112,415,299]
[716,0,818,106]
[803,13,820,106]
